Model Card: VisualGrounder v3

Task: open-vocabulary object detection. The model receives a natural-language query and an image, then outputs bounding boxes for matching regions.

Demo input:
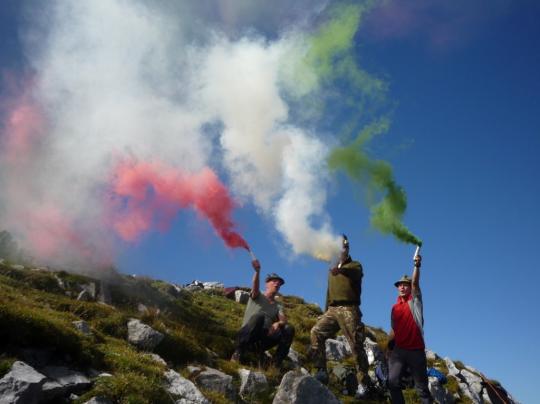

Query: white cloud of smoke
[0,0,342,267]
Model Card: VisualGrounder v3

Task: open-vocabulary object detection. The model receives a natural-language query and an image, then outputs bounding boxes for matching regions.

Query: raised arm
[411,254,422,296]
[250,259,261,299]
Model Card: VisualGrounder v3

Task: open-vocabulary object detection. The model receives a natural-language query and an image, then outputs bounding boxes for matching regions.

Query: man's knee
[283,324,295,338]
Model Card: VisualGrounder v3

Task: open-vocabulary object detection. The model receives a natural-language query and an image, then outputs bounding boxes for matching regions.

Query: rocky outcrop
[0,361,46,404]
[127,318,164,350]
[238,368,268,398]
[188,366,236,402]
[273,370,340,404]
[164,369,210,404]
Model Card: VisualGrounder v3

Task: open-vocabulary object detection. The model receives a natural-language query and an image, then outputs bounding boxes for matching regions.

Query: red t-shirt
[392,294,425,350]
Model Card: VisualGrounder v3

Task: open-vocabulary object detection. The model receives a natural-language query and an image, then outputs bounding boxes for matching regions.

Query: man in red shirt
[387,254,433,403]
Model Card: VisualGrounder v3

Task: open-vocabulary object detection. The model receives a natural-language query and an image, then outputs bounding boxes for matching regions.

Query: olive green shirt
[242,293,283,329]
[325,259,363,310]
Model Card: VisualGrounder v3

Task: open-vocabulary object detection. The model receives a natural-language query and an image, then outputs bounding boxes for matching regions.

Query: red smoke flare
[109,159,250,250]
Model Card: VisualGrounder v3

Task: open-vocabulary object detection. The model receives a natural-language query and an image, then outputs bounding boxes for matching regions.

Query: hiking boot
[314,368,329,385]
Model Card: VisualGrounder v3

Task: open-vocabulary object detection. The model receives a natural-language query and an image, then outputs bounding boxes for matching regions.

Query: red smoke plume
[109,159,250,250]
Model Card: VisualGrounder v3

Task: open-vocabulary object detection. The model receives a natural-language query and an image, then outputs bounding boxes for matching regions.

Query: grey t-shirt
[241,293,284,329]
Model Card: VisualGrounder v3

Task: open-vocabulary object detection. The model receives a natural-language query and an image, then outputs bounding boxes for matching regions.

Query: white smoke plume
[0,0,342,266]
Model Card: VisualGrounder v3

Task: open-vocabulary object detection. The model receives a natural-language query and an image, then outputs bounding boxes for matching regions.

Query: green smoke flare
[328,119,422,246]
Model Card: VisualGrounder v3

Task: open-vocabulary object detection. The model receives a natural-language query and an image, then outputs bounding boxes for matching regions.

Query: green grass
[0,261,487,404]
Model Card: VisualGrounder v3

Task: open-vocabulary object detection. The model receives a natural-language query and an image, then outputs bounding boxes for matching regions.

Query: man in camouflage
[310,235,372,396]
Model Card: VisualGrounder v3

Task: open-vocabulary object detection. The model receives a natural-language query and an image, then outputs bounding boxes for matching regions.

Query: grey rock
[0,361,47,404]
[428,377,454,404]
[73,320,92,336]
[83,396,113,404]
[426,349,438,361]
[203,281,224,289]
[0,258,4,265]
[54,274,65,289]
[444,357,460,377]
[127,318,164,350]
[10,264,24,270]
[164,369,210,404]
[192,367,236,401]
[41,366,92,395]
[325,336,352,361]
[145,353,167,366]
[287,348,300,367]
[98,281,112,305]
[81,283,97,299]
[238,368,268,398]
[461,369,482,388]
[273,370,340,404]
[137,303,149,314]
[77,290,92,302]
[459,382,482,403]
[234,290,250,304]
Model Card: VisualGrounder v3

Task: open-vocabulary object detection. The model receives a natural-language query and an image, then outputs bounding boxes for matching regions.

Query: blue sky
[1,1,539,402]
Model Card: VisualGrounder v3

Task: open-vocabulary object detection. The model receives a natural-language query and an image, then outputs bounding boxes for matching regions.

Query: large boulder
[459,382,482,403]
[273,370,340,404]
[0,361,47,404]
[127,319,164,350]
[190,366,236,402]
[238,368,268,398]
[164,369,210,404]
[41,366,92,395]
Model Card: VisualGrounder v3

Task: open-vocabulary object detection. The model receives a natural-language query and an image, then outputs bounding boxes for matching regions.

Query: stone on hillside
[203,281,224,289]
[97,281,111,305]
[83,397,113,404]
[273,370,340,404]
[41,366,92,396]
[81,283,97,299]
[428,377,454,404]
[164,369,210,404]
[287,348,300,367]
[444,357,460,377]
[238,368,268,398]
[77,290,92,302]
[73,320,92,336]
[325,336,352,361]
[127,319,164,350]
[191,367,236,401]
[0,258,4,265]
[235,290,250,304]
[459,382,482,403]
[185,280,204,291]
[10,264,24,270]
[145,353,167,366]
[137,303,149,314]
[0,361,47,404]
[460,369,483,398]
[426,349,438,361]
[54,274,65,289]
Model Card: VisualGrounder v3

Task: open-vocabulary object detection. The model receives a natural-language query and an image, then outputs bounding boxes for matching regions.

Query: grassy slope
[0,262,483,403]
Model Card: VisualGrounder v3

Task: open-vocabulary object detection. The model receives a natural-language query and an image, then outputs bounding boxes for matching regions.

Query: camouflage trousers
[310,305,370,383]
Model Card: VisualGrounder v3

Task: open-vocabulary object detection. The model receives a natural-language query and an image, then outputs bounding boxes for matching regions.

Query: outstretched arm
[411,254,422,296]
[250,259,261,299]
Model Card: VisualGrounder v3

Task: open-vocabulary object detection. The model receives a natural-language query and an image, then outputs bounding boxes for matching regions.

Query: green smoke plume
[327,119,422,246]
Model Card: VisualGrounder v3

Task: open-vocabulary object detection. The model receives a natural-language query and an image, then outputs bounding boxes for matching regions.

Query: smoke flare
[109,159,249,250]
[328,119,422,246]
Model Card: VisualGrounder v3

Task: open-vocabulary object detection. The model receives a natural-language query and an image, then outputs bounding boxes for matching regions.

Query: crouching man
[387,254,433,403]
[231,259,294,367]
